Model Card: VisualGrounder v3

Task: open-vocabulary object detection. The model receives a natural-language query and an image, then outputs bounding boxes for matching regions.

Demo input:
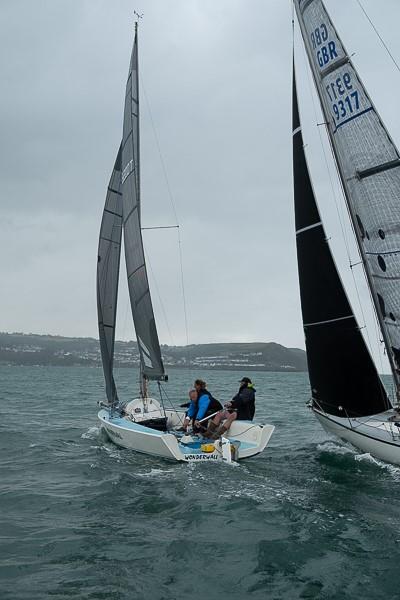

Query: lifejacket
[194,389,222,422]
[231,384,256,420]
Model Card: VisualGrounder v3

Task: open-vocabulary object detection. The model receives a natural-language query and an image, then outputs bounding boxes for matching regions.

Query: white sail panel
[296,0,400,376]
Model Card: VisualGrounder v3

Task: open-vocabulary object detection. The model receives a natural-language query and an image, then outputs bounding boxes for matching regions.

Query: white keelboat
[96,21,274,463]
[293,0,400,464]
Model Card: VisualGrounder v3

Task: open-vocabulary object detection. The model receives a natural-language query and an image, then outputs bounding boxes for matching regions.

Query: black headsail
[121,23,165,383]
[97,145,123,405]
[292,66,390,417]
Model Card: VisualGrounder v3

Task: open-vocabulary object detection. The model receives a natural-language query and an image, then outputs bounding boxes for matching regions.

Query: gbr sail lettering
[310,24,362,127]
[310,24,337,68]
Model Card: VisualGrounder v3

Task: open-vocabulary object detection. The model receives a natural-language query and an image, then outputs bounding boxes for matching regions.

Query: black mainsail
[97,23,165,404]
[97,145,123,405]
[294,0,400,391]
[292,67,390,417]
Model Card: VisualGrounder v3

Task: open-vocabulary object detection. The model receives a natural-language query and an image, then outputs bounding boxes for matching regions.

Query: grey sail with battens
[97,145,123,405]
[121,25,165,380]
[295,0,400,384]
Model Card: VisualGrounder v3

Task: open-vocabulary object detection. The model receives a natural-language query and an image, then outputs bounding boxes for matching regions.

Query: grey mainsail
[295,0,400,386]
[121,24,165,381]
[97,145,123,405]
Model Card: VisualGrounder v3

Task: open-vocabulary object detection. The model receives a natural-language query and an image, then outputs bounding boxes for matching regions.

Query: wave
[81,426,100,440]
[317,440,355,456]
[354,452,400,480]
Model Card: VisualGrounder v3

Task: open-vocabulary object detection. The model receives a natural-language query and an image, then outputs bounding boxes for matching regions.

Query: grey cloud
[1,0,399,370]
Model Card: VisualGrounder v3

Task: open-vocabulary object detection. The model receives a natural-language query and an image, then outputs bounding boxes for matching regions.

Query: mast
[135,21,141,224]
[121,17,166,392]
[134,19,145,403]
[294,0,400,391]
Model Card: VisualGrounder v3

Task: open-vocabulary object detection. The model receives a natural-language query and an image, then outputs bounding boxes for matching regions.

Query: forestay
[121,24,165,381]
[97,145,123,405]
[295,0,400,384]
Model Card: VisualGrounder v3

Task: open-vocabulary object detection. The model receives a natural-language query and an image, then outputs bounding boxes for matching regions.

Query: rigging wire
[140,74,190,347]
[121,297,131,342]
[291,0,294,31]
[119,236,131,342]
[355,0,400,74]
[157,381,168,420]
[158,381,185,424]
[118,238,130,343]
[143,244,175,347]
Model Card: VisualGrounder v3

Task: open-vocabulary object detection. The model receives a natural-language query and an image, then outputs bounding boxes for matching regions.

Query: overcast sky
[2,0,400,368]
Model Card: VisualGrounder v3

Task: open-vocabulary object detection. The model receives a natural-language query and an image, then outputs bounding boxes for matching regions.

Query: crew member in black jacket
[205,377,256,438]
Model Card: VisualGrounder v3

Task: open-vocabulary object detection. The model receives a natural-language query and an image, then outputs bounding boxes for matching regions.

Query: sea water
[1,366,399,599]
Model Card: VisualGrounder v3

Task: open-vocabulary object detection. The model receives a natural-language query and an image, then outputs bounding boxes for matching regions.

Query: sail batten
[304,315,354,328]
[296,221,322,235]
[357,161,400,180]
[295,0,400,385]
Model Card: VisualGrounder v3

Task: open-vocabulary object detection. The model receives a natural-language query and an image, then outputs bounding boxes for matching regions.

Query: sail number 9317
[325,73,360,123]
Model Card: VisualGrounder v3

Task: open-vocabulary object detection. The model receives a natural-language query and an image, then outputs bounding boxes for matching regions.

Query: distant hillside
[0,332,307,372]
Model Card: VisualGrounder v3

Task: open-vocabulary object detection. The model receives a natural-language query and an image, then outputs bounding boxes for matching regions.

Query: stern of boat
[312,406,400,465]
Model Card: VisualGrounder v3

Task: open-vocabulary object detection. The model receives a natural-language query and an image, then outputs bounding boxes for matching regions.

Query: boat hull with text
[98,400,275,463]
[96,22,275,465]
[293,0,400,466]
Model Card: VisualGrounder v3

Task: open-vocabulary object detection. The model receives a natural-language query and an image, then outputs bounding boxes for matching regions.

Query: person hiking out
[184,379,222,434]
[205,377,256,438]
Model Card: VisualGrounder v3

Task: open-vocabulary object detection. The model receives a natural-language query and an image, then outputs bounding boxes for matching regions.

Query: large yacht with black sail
[293,0,400,464]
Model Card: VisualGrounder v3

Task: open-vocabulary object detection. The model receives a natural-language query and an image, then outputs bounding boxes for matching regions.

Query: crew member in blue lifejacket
[180,379,222,433]
[205,377,256,438]
[178,388,198,431]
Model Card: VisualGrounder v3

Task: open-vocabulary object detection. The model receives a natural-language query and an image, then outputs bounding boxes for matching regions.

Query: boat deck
[102,413,166,435]
[101,412,258,453]
[352,410,400,435]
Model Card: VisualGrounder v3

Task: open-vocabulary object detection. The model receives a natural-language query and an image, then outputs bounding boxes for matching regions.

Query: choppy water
[1,366,400,600]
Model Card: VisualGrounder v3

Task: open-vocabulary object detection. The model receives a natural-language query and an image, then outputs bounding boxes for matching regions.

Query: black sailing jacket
[230,385,256,420]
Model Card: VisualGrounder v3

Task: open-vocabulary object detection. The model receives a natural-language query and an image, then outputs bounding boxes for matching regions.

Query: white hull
[313,407,400,465]
[98,398,274,463]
